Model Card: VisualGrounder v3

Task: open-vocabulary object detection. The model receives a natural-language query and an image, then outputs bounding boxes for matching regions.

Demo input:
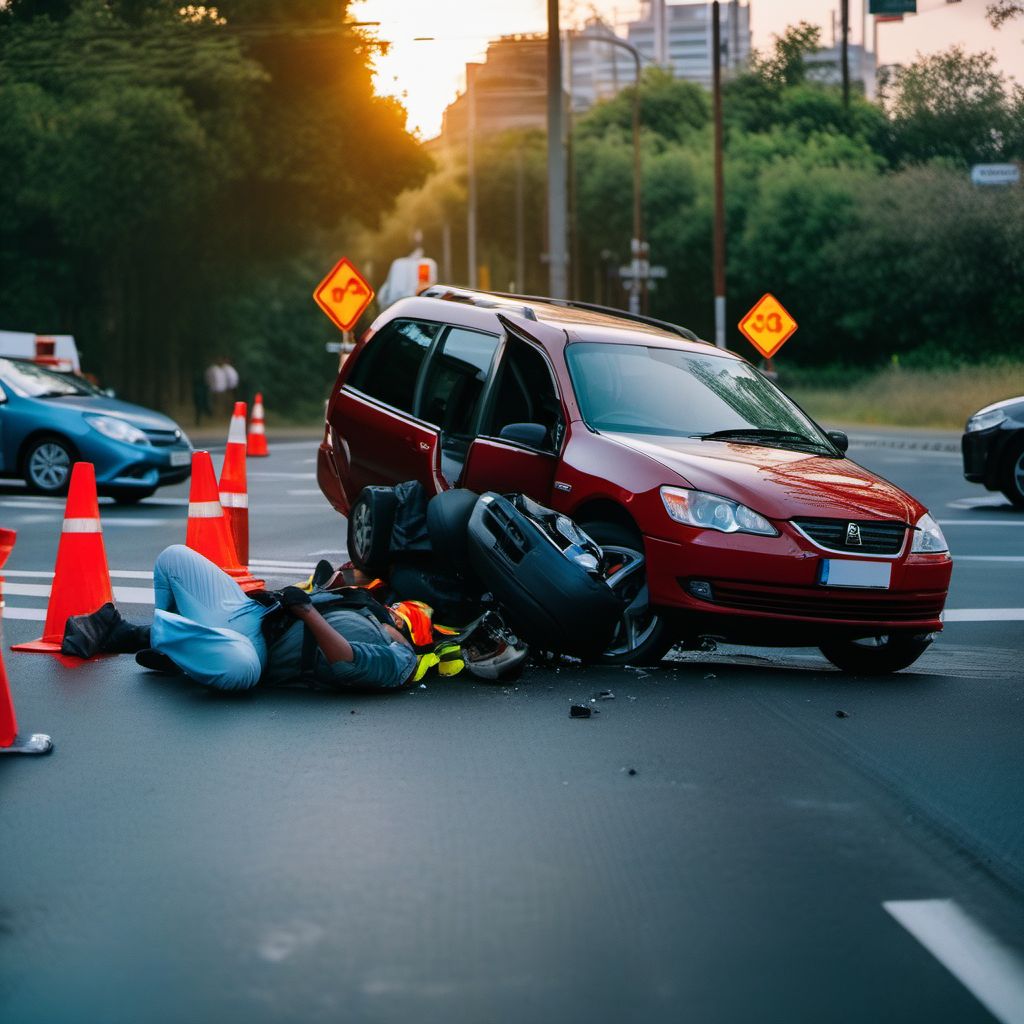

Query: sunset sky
[351,0,1023,138]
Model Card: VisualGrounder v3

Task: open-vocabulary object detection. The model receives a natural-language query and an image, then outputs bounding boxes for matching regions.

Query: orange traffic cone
[13,463,115,654]
[186,451,264,592]
[219,401,250,566]
[1,528,53,754]
[247,392,269,457]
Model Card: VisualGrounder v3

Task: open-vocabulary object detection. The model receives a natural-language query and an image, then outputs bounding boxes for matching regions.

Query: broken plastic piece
[0,733,53,756]
[569,704,592,718]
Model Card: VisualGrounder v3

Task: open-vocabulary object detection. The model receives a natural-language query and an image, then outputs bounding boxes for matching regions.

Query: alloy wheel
[601,544,660,658]
[28,442,72,492]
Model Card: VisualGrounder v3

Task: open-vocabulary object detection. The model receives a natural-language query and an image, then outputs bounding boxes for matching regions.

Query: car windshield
[566,343,833,451]
[0,358,95,398]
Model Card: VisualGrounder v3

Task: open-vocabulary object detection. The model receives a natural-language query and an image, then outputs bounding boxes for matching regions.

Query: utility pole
[712,2,726,349]
[515,149,525,292]
[841,0,850,109]
[546,0,568,299]
[467,62,478,288]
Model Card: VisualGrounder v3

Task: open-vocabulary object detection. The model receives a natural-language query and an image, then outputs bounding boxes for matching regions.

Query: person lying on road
[64,545,418,692]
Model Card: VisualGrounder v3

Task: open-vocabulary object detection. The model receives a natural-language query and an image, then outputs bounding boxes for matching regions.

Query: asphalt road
[1,430,1022,1024]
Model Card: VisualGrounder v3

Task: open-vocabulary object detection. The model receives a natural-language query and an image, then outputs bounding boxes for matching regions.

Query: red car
[318,288,952,672]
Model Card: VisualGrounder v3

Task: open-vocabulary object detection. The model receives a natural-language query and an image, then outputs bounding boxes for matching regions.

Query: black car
[962,397,1024,507]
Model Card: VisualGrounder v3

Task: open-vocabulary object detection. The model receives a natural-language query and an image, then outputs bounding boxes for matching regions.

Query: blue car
[0,358,193,503]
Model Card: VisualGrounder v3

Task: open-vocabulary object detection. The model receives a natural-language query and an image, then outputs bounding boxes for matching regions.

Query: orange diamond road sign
[738,293,798,359]
[313,257,374,332]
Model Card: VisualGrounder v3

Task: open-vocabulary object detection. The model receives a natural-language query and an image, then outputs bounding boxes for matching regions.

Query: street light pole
[467,62,478,289]
[591,35,644,314]
[712,1,727,349]
[547,0,568,299]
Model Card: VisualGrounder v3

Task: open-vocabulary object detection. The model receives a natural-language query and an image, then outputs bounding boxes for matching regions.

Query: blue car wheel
[24,435,74,495]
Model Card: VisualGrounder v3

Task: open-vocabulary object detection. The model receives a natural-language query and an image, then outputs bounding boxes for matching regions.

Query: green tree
[884,46,1022,165]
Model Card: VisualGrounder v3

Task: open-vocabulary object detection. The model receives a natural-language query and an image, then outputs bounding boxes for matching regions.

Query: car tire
[108,488,157,505]
[819,633,932,675]
[23,435,76,496]
[346,486,398,576]
[1000,440,1024,509]
[580,519,676,666]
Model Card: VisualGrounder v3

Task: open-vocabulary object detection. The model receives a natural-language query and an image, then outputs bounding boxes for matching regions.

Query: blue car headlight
[85,415,149,445]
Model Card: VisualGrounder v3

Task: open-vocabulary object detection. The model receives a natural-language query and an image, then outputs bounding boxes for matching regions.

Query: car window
[566,342,825,440]
[0,358,94,398]
[347,319,440,415]
[483,338,564,452]
[418,327,499,436]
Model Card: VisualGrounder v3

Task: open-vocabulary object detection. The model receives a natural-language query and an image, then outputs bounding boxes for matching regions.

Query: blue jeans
[150,545,269,690]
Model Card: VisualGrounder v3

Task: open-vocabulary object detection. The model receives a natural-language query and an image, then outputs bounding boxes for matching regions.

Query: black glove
[281,586,313,613]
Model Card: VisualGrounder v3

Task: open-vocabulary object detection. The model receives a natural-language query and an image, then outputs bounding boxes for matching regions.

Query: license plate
[819,559,892,589]
[169,450,191,467]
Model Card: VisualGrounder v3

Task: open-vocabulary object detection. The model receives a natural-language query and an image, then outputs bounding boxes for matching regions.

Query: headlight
[85,415,148,445]
[660,486,777,536]
[965,408,1006,432]
[910,512,948,553]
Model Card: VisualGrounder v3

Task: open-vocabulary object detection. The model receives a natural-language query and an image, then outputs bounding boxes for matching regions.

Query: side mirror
[104,388,116,398]
[827,430,849,454]
[499,422,548,448]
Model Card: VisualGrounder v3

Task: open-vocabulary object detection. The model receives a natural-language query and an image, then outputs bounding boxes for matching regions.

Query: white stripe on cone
[188,501,224,518]
[219,492,249,508]
[227,416,247,445]
[62,518,103,533]
[249,422,265,435]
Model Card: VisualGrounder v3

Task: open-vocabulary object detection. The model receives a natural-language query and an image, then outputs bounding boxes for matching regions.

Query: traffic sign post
[737,293,798,359]
[313,257,374,333]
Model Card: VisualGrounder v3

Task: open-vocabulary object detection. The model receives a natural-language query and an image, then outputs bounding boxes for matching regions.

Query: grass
[784,362,1024,430]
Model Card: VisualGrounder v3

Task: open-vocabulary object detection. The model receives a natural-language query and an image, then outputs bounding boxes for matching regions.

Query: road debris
[569,704,592,718]
[595,690,615,701]
[835,710,849,718]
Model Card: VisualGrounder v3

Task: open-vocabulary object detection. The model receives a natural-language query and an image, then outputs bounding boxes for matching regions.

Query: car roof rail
[419,286,538,321]
[490,291,704,343]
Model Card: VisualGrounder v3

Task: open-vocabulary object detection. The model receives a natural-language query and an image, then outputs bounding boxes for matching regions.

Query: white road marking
[4,583,153,604]
[939,520,1024,527]
[248,472,316,480]
[944,609,1024,622]
[884,899,1024,1024]
[954,556,1024,563]
[3,607,46,621]
[948,496,1013,510]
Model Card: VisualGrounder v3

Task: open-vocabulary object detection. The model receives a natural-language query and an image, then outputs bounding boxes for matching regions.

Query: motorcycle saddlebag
[466,492,622,657]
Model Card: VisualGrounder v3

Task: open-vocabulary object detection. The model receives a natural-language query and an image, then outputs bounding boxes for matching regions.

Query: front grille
[706,580,944,622]
[792,517,908,555]
[144,429,183,448]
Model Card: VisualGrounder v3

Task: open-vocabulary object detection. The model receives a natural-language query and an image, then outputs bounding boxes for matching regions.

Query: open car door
[460,325,564,502]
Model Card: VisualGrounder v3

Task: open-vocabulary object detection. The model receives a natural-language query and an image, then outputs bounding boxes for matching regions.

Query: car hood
[40,395,183,433]
[605,432,924,522]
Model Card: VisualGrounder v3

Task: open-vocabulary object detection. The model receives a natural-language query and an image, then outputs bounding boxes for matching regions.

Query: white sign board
[970,163,1020,187]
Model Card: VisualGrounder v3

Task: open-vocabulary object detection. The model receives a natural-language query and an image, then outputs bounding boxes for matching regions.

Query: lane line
[3,608,46,621]
[954,556,1024,563]
[884,899,1024,1024]
[944,609,1024,622]
[247,472,316,480]
[939,520,1024,527]
[4,583,153,604]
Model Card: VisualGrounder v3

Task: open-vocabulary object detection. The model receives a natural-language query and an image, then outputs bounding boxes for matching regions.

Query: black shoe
[311,559,335,590]
[62,602,122,658]
[135,649,182,674]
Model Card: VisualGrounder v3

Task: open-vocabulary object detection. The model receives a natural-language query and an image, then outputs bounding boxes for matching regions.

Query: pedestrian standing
[220,356,239,411]
[205,358,227,421]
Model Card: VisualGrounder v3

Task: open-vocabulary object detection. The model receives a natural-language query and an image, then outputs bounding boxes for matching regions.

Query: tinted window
[484,339,564,452]
[347,319,440,414]
[419,327,499,435]
[566,343,825,440]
